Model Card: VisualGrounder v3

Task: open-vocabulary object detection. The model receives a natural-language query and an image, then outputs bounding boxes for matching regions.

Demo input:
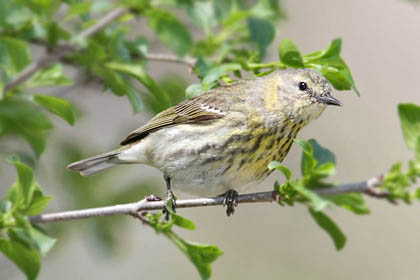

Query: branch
[3,8,127,92]
[28,38,197,70]
[142,53,197,68]
[28,175,385,224]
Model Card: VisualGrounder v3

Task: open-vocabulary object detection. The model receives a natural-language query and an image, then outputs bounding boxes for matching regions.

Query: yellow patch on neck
[264,78,279,111]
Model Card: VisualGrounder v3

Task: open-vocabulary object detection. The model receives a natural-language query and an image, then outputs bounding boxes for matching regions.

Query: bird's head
[269,68,341,123]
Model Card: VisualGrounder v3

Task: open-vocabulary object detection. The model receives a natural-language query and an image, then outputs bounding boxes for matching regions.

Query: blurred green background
[2,0,420,279]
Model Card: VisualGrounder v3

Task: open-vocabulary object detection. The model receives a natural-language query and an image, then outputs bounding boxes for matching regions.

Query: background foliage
[1,1,420,279]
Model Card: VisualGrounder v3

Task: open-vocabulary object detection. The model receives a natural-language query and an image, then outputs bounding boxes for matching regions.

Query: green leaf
[304,39,359,96]
[46,22,71,48]
[106,63,171,110]
[147,9,193,57]
[398,103,420,150]
[22,186,52,216]
[250,0,285,20]
[320,66,351,91]
[0,199,12,214]
[186,83,206,99]
[268,161,291,180]
[95,68,129,96]
[295,139,316,176]
[322,38,342,59]
[11,213,56,256]
[125,86,142,113]
[7,156,35,208]
[64,2,91,21]
[125,36,149,58]
[416,136,420,162]
[0,238,40,280]
[30,227,56,255]
[0,36,31,74]
[34,95,76,126]
[23,64,73,89]
[247,17,275,56]
[202,63,241,85]
[308,139,336,167]
[308,208,346,250]
[278,38,305,68]
[187,1,217,33]
[0,98,53,157]
[166,231,223,280]
[165,200,196,230]
[328,193,370,215]
[294,184,330,211]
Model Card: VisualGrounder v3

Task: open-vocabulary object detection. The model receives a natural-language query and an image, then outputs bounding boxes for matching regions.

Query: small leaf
[165,200,196,230]
[0,98,53,157]
[125,36,149,58]
[295,139,317,176]
[321,38,342,59]
[309,208,346,250]
[30,227,56,256]
[147,9,193,57]
[0,36,31,74]
[308,139,336,167]
[268,161,291,180]
[294,184,330,211]
[23,64,73,89]
[7,156,35,208]
[278,38,305,68]
[248,17,275,56]
[416,136,420,162]
[202,63,241,85]
[106,63,171,110]
[64,2,92,21]
[125,87,142,113]
[187,1,217,33]
[304,39,359,96]
[167,231,223,280]
[320,66,352,91]
[22,186,52,216]
[398,103,420,150]
[328,193,370,215]
[186,83,206,98]
[0,238,40,280]
[34,95,76,125]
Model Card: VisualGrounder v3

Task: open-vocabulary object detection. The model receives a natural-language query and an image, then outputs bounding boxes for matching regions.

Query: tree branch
[28,175,385,224]
[3,8,127,93]
[142,53,197,68]
[28,38,197,70]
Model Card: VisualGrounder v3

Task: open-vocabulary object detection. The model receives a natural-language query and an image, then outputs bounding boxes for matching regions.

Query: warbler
[67,68,341,215]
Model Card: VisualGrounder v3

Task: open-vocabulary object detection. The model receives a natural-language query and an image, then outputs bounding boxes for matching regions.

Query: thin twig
[142,53,197,68]
[28,175,386,224]
[3,8,127,93]
[29,38,197,69]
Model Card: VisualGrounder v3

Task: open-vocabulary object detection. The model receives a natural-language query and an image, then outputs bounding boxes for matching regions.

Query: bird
[67,68,341,216]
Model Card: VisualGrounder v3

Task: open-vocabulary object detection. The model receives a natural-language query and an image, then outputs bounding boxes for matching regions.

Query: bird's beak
[318,92,342,106]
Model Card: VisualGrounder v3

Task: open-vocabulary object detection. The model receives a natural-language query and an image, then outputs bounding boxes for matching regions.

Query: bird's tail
[67,150,121,176]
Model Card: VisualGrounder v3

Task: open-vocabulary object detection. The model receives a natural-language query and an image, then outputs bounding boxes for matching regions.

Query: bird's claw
[222,189,239,216]
[163,189,177,220]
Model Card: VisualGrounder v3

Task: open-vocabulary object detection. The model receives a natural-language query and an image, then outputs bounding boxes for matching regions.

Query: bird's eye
[298,82,307,91]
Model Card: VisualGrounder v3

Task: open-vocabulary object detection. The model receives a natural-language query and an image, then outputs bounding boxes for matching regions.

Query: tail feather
[67,151,120,176]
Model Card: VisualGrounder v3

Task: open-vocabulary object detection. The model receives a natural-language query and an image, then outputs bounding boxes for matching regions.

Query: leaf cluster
[145,200,223,280]
[0,156,54,280]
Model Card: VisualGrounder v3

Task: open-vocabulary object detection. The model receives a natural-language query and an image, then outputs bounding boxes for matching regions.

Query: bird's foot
[222,189,239,217]
[163,189,177,220]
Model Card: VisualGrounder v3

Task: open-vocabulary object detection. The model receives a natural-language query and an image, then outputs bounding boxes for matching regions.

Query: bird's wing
[120,97,226,145]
